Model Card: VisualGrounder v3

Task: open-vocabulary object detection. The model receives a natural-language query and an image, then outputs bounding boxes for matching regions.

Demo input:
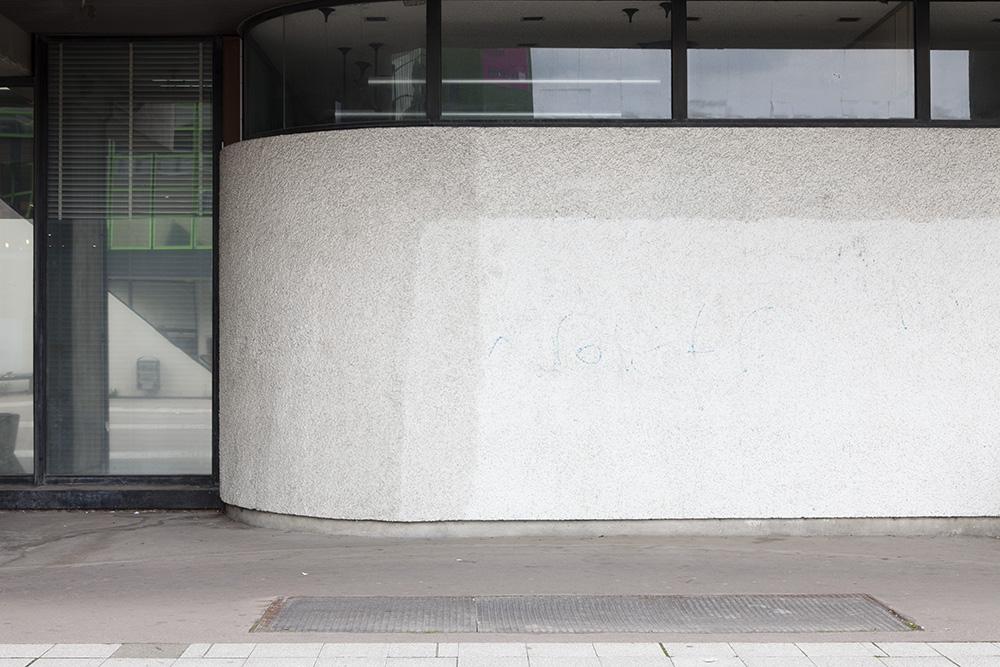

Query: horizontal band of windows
[241,0,1000,137]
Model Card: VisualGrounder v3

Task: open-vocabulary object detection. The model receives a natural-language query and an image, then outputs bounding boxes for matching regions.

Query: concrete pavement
[0,511,998,645]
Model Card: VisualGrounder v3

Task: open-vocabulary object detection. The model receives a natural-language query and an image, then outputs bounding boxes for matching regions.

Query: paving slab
[0,645,52,658]
[741,658,813,667]
[875,643,942,657]
[730,643,805,657]
[931,643,1000,658]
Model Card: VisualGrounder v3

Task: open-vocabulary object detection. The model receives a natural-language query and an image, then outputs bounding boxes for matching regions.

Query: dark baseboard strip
[0,486,221,510]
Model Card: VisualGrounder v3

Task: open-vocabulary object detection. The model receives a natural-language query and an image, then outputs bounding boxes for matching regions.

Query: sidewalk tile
[528,658,601,667]
[245,659,317,667]
[671,658,744,667]
[205,644,255,659]
[111,644,186,659]
[250,643,323,658]
[314,659,386,667]
[809,658,883,667]
[948,659,1000,667]
[43,644,121,659]
[798,643,884,657]
[930,644,1000,658]
[741,658,813,667]
[0,644,52,658]
[31,660,105,667]
[876,644,942,657]
[0,660,31,667]
[731,644,804,657]
[664,644,736,658]
[593,644,665,658]
[438,645,459,658]
[385,660,457,667]
[598,659,671,666]
[526,643,598,657]
[174,660,246,667]
[388,644,438,657]
[879,659,957,666]
[320,644,389,658]
[180,645,212,659]
[102,661,176,667]
[456,658,529,667]
[457,644,528,657]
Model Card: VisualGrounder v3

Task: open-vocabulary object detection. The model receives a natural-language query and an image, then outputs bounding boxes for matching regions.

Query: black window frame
[239,0,1000,139]
[0,34,222,510]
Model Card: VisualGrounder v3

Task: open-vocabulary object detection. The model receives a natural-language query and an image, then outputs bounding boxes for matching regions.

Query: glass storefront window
[245,0,427,136]
[0,86,33,476]
[46,40,213,475]
[931,1,1000,120]
[442,0,672,120]
[687,1,915,119]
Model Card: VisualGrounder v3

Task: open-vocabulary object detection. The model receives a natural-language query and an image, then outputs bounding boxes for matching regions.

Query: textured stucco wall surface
[220,127,1000,521]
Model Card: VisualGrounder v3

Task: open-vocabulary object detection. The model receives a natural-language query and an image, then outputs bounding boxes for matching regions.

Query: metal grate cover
[253,594,916,633]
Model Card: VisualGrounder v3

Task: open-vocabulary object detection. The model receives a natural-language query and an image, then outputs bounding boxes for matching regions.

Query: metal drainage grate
[253,594,917,634]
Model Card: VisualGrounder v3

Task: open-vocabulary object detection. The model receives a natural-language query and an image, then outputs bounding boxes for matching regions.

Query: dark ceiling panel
[0,0,281,35]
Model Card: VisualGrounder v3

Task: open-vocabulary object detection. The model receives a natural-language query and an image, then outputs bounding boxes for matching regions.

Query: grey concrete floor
[0,510,998,644]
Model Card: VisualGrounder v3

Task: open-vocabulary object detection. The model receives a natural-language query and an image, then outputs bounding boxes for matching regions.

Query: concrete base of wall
[226,505,1000,539]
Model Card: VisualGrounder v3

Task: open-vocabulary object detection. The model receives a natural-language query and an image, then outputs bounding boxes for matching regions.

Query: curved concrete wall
[220,127,1000,522]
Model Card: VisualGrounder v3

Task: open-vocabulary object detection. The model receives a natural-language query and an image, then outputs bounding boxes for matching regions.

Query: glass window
[245,1,427,136]
[442,0,672,120]
[931,1,1000,120]
[688,1,915,119]
[46,41,213,475]
[0,86,33,476]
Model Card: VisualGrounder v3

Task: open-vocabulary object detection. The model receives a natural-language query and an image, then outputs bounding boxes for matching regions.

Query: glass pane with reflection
[46,40,213,475]
[688,1,914,119]
[931,1,1000,120]
[0,86,33,476]
[246,0,427,134]
[442,0,672,120]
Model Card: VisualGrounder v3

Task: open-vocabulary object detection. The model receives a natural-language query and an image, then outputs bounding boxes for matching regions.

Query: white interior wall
[220,126,1000,522]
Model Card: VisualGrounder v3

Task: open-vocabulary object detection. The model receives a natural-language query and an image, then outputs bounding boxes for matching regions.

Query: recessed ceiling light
[992,17,1000,22]
[365,16,387,22]
[686,16,701,21]
[837,16,861,22]
[521,16,545,21]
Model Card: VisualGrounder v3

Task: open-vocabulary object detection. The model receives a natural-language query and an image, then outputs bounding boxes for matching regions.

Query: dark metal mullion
[33,37,48,486]
[427,0,442,122]
[241,25,248,140]
[211,37,222,485]
[914,0,931,121]
[671,0,687,121]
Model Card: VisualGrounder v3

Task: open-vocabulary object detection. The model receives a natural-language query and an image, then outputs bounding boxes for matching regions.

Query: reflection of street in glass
[0,395,211,475]
[106,397,212,474]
